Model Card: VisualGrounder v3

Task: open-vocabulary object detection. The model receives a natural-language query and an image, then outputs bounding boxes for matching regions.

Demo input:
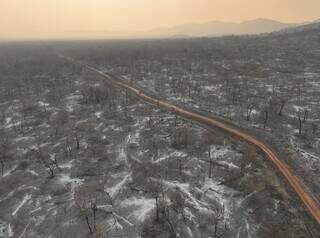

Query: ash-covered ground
[1,25,320,238]
[70,25,320,218]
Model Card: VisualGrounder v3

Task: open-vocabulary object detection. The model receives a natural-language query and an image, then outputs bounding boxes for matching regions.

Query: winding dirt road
[79,60,320,224]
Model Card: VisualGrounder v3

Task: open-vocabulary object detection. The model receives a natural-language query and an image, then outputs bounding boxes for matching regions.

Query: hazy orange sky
[0,0,319,39]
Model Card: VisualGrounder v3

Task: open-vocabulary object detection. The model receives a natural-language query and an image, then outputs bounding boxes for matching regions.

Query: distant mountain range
[148,18,298,38]
[64,18,313,40]
[280,19,320,33]
[38,18,317,40]
[2,18,319,41]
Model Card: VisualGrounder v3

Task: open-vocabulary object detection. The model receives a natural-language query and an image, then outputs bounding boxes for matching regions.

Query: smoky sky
[1,0,319,39]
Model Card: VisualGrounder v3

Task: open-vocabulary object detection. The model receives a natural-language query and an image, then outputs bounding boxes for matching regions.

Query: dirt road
[85,64,320,225]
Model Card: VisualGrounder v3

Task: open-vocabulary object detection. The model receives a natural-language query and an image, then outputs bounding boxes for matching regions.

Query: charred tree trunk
[75,136,80,150]
[278,100,286,116]
[208,149,213,178]
[85,216,93,235]
[0,159,4,176]
[263,110,268,129]
[155,196,159,221]
[298,111,303,135]
[303,109,308,123]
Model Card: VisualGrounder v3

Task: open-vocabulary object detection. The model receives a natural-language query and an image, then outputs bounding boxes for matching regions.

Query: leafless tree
[263,110,268,129]
[297,110,303,135]
[277,98,287,116]
[0,131,13,176]
[246,103,254,121]
[210,205,228,238]
[33,142,58,178]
